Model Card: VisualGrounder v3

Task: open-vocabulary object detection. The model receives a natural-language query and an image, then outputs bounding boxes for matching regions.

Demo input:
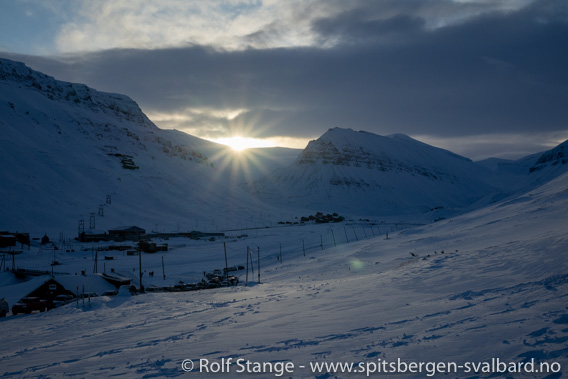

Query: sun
[207,136,279,186]
[214,136,275,151]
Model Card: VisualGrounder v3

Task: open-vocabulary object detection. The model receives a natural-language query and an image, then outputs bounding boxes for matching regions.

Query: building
[107,226,146,241]
[0,234,17,249]
[0,232,30,248]
[10,274,119,307]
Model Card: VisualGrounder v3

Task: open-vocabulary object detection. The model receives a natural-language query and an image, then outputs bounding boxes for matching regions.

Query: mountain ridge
[1,58,567,234]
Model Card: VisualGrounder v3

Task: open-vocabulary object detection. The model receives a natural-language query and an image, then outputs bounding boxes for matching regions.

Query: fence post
[331,230,337,246]
[257,246,260,284]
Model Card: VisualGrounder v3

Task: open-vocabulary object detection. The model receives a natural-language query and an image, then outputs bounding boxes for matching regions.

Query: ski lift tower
[78,220,85,239]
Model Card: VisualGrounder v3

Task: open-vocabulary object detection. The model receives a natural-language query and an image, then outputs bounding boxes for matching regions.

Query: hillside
[0,58,274,235]
[2,58,567,237]
[250,128,502,220]
[1,167,567,377]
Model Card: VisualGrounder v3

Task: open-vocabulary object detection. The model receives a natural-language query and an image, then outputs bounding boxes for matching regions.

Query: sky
[0,0,567,160]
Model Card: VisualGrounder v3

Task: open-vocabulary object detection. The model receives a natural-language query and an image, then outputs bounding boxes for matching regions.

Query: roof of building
[108,226,145,233]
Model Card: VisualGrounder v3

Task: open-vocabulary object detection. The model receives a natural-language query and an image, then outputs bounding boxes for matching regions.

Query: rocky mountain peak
[530,140,568,173]
[0,58,150,126]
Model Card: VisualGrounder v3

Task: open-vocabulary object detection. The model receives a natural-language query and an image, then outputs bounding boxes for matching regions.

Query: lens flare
[350,259,365,271]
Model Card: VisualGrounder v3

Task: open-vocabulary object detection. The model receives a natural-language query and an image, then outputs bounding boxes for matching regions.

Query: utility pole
[78,220,84,240]
[93,249,98,273]
[138,243,143,293]
[224,242,229,284]
[246,246,249,285]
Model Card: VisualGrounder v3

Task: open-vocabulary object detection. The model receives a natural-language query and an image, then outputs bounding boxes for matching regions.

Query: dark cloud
[2,0,567,156]
[312,11,426,46]
[242,21,291,49]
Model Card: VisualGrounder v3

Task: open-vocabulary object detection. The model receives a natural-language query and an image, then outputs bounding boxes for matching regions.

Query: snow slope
[1,169,566,378]
[251,128,502,220]
[0,58,279,235]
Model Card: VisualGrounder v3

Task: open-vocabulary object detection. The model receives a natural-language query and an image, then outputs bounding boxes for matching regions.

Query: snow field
[1,173,567,378]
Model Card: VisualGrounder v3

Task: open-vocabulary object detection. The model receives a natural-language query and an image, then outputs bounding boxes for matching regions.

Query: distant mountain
[475,157,513,172]
[529,140,568,174]
[0,58,272,235]
[476,140,568,192]
[249,128,504,220]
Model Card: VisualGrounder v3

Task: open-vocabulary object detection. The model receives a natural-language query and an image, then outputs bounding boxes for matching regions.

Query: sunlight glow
[214,136,276,151]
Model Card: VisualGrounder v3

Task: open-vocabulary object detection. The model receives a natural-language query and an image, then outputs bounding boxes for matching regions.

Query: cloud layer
[2,0,567,159]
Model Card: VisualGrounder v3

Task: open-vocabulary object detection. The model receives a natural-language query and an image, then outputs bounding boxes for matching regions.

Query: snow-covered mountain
[0,58,274,235]
[250,128,502,220]
[477,140,568,194]
[2,57,566,236]
[529,140,567,172]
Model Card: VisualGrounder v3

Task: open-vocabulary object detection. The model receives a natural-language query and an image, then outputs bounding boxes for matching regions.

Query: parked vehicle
[53,294,75,308]
[78,292,99,299]
[0,298,8,317]
[207,280,222,288]
[12,297,46,315]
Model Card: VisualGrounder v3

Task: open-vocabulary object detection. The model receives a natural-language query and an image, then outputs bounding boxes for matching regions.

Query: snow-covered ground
[2,56,567,378]
[1,171,567,378]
